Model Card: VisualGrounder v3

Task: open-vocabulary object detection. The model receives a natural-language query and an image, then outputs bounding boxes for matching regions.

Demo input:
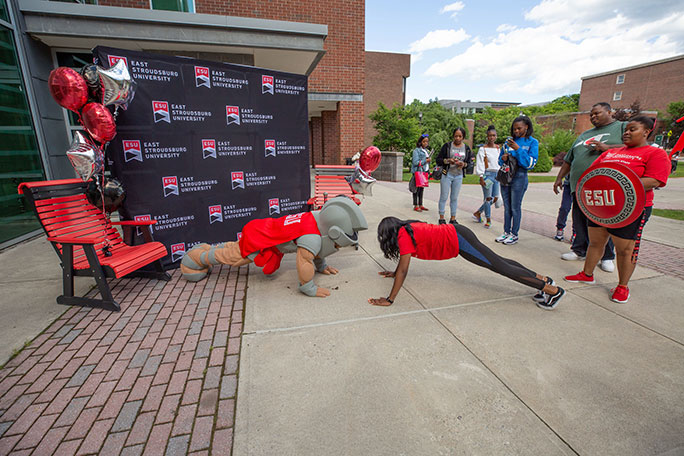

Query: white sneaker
[495,233,509,243]
[561,251,585,261]
[503,235,519,245]
[600,260,615,272]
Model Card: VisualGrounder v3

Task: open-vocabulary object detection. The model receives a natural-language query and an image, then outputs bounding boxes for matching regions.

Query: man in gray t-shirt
[553,102,625,271]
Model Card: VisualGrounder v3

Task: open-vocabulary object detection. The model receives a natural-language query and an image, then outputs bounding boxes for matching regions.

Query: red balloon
[81,103,117,143]
[48,67,88,112]
[359,146,381,173]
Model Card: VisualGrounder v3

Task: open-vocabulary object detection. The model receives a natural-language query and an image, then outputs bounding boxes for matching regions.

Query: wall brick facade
[364,51,410,148]
[579,55,684,114]
[98,0,367,165]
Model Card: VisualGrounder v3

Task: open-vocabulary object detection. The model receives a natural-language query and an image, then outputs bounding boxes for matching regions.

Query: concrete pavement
[234,178,684,455]
[0,173,683,455]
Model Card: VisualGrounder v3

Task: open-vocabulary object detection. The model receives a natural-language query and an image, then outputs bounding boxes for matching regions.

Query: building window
[151,0,194,13]
[616,74,625,84]
[49,0,98,4]
[0,25,46,244]
[55,52,93,137]
[613,91,622,101]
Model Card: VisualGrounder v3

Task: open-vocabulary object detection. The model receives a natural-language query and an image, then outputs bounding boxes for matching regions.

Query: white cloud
[440,1,465,17]
[407,29,470,54]
[424,0,684,98]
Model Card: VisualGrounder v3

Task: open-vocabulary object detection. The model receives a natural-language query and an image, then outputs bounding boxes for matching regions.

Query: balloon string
[100,168,111,256]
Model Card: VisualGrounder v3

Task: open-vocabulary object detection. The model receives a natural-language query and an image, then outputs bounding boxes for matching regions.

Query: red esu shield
[576,162,645,228]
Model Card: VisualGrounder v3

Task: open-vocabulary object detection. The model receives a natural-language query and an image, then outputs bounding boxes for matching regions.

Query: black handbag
[496,156,518,186]
[430,166,443,180]
[408,174,417,193]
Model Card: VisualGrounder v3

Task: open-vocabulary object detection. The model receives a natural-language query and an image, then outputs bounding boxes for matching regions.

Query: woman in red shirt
[368,217,565,310]
[564,116,670,303]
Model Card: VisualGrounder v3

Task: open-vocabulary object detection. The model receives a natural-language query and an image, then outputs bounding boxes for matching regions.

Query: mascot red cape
[180,197,368,297]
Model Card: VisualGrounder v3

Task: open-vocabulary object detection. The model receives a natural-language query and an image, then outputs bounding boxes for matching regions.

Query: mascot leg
[181,242,252,282]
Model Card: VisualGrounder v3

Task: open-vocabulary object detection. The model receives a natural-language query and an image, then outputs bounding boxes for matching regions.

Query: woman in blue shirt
[495,115,538,245]
[410,134,431,211]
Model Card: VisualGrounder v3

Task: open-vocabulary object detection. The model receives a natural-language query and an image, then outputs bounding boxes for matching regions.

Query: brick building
[579,54,684,114]
[363,51,411,148]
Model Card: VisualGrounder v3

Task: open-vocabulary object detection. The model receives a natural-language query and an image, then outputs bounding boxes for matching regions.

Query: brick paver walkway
[0,264,246,456]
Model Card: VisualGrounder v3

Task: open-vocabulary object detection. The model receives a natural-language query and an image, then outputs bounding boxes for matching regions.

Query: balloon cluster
[347,146,380,196]
[48,60,136,213]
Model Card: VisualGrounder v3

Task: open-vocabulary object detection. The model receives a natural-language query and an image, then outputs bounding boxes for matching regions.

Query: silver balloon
[346,166,376,196]
[98,59,136,109]
[66,131,103,181]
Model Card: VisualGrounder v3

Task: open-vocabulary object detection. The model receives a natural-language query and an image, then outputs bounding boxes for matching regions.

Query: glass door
[0,8,46,245]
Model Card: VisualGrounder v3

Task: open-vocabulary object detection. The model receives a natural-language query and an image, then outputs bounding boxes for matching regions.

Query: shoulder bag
[496,155,518,186]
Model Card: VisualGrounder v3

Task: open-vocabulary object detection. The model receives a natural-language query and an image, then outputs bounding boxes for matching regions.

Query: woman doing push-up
[368,217,565,310]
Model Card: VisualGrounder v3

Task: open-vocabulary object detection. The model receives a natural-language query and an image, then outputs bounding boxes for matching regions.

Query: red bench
[19,179,170,311]
[307,165,361,210]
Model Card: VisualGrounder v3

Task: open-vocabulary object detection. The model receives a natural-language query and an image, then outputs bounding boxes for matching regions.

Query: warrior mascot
[180,196,368,297]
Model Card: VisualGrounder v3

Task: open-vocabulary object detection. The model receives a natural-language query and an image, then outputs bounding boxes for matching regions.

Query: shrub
[532,147,553,172]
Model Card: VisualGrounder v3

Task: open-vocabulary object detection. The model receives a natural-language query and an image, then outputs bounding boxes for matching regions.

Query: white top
[476,146,501,176]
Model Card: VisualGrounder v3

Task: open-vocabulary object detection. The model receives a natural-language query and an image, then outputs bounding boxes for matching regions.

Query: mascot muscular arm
[180,197,367,297]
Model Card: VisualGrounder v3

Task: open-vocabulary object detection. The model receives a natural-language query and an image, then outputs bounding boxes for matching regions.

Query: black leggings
[453,223,546,290]
[412,187,424,206]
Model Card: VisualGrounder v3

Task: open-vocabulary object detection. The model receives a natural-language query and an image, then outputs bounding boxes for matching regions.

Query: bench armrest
[47,235,100,245]
[111,220,157,226]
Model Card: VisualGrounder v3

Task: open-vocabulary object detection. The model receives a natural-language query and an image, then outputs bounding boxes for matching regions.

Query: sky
[365,0,684,105]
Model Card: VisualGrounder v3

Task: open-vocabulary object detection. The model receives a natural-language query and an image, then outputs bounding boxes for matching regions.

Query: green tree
[662,100,684,147]
[539,129,576,165]
[369,102,421,156]
[370,100,466,168]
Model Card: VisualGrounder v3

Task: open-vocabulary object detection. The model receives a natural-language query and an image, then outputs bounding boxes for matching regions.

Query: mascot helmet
[314,197,367,257]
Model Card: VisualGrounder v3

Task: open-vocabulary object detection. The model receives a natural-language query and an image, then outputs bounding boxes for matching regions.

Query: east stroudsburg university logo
[226,106,240,125]
[262,75,274,94]
[208,205,223,224]
[108,55,128,68]
[123,140,142,162]
[134,214,151,236]
[171,243,186,262]
[202,139,216,159]
[195,66,210,88]
[162,176,179,197]
[265,139,276,157]
[269,198,280,215]
[153,101,170,124]
[231,172,245,190]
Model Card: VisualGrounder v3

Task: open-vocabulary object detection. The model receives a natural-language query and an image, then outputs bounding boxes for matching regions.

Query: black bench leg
[61,244,75,298]
[57,245,120,312]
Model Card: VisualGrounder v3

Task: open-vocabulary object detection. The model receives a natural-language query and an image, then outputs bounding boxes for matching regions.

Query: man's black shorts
[587,206,652,240]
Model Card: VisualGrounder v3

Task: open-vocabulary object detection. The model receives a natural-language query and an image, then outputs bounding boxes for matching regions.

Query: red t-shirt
[595,145,670,207]
[397,223,459,260]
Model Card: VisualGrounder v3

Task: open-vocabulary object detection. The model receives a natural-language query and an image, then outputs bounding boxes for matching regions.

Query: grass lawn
[652,209,684,221]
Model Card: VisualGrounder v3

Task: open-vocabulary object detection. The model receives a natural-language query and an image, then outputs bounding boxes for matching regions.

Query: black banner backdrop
[92,47,311,268]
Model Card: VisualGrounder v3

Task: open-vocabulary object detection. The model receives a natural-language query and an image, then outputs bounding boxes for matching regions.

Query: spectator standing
[410,134,431,212]
[495,115,538,245]
[555,176,572,241]
[553,102,623,272]
[436,127,472,224]
[472,125,501,229]
[564,116,670,303]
